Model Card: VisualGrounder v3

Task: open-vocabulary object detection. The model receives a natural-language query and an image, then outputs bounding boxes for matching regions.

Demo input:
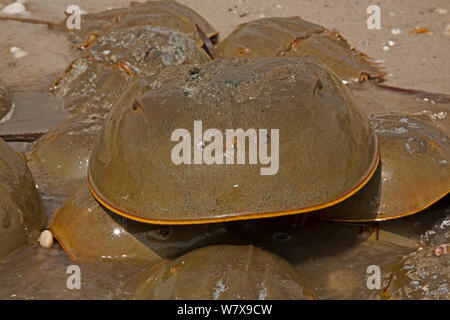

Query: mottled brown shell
[88,57,379,224]
[51,1,217,113]
[60,0,218,48]
[321,114,449,221]
[0,138,45,258]
[85,21,211,77]
[50,58,133,114]
[134,245,314,300]
[217,17,385,82]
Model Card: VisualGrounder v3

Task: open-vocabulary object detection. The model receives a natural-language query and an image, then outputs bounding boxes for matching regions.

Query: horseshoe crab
[320,114,449,221]
[25,112,107,203]
[52,0,217,96]
[217,16,450,131]
[134,245,314,300]
[218,16,450,221]
[50,0,217,113]
[0,0,217,140]
[49,184,159,262]
[0,138,45,258]
[217,17,385,83]
[49,183,231,261]
[88,57,379,224]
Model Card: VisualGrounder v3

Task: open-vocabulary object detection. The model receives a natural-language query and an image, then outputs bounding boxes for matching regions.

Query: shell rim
[87,132,380,225]
[322,190,449,223]
[48,226,74,260]
[88,154,380,225]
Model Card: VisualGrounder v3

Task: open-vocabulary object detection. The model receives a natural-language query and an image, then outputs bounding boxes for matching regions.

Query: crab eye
[149,227,173,241]
[312,77,324,96]
[316,78,323,90]
[132,100,141,111]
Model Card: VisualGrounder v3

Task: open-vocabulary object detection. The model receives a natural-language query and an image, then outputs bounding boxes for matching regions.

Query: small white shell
[39,230,54,248]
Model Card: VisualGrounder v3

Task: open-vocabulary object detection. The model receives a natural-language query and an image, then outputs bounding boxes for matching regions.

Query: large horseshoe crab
[87,57,379,224]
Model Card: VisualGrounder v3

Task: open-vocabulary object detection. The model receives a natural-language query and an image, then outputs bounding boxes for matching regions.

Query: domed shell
[60,0,218,48]
[321,114,450,221]
[88,58,379,224]
[134,245,314,300]
[217,17,385,82]
[49,184,159,262]
[26,112,106,200]
[0,138,45,258]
